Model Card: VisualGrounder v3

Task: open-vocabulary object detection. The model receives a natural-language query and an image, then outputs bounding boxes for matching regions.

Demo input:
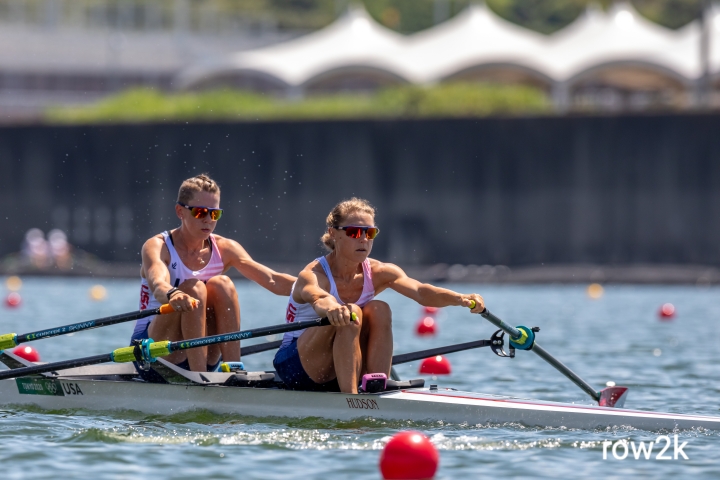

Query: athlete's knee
[206,275,236,296]
[363,300,392,327]
[347,303,365,329]
[179,278,207,300]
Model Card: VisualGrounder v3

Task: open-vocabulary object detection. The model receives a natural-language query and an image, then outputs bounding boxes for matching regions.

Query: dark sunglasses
[177,202,223,221]
[333,225,380,240]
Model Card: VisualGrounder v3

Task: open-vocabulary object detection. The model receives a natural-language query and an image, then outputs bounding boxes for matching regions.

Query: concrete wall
[1,113,719,266]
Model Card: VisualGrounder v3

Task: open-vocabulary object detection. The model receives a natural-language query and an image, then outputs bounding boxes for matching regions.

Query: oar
[0,304,176,351]
[0,317,338,381]
[239,339,493,364]
[391,339,491,365]
[471,301,627,407]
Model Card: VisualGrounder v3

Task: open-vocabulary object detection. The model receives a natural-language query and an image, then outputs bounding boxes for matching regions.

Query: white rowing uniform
[134,230,224,336]
[281,256,375,347]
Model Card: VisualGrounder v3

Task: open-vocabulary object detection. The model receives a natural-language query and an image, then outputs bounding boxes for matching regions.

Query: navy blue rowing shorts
[273,339,340,392]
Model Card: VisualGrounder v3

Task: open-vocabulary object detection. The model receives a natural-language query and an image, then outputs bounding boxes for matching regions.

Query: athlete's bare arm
[141,235,173,305]
[140,235,202,312]
[216,236,296,296]
[295,262,355,326]
[141,235,198,312]
[372,260,485,313]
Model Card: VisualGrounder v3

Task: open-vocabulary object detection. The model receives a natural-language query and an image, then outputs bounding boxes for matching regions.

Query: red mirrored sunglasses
[333,225,380,239]
[177,202,223,221]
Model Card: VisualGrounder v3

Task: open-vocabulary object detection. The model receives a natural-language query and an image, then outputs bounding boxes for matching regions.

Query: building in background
[0,0,718,119]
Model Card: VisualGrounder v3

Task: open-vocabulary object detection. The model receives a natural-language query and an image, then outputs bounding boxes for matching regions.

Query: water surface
[0,279,718,478]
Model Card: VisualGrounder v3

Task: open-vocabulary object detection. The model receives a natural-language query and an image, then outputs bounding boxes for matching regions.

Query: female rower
[273,198,485,393]
[134,174,296,382]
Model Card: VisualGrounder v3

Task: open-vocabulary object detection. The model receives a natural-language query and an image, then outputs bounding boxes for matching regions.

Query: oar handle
[159,304,175,314]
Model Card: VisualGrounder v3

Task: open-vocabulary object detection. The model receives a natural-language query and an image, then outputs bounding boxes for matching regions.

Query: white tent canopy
[178,6,410,90]
[545,2,697,83]
[401,3,551,84]
[178,1,717,96]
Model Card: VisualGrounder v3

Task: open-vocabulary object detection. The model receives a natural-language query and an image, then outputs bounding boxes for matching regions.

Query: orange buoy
[13,346,40,362]
[415,317,437,336]
[587,283,604,299]
[659,303,675,320]
[5,292,21,308]
[379,431,439,480]
[419,355,451,375]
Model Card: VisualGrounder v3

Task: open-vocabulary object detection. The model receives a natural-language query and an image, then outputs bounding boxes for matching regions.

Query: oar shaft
[0,317,332,381]
[480,308,600,402]
[480,309,521,338]
[0,305,174,350]
[15,305,172,344]
[0,354,112,380]
[240,340,282,356]
[168,318,330,353]
[531,343,600,401]
[391,339,491,366]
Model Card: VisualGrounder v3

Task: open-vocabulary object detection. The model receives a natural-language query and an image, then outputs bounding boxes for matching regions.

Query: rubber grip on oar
[158,301,198,315]
[148,340,171,359]
[159,304,174,314]
[0,333,18,350]
[111,346,138,363]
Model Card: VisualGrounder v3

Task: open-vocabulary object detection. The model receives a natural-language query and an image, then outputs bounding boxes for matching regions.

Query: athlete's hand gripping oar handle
[469,301,601,403]
[0,304,176,351]
[0,316,339,381]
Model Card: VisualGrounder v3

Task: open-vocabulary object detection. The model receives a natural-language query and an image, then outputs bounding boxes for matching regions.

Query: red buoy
[13,346,40,362]
[423,306,439,315]
[379,431,439,480]
[415,317,437,336]
[5,292,21,308]
[419,355,451,375]
[659,303,675,320]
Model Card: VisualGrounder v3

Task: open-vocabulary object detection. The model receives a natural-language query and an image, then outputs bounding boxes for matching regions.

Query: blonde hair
[321,198,376,251]
[177,174,220,204]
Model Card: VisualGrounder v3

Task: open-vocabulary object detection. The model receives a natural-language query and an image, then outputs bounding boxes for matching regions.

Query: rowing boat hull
[1,376,719,431]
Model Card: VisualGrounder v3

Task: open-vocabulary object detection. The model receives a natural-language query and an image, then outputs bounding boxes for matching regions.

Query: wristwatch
[166,287,180,301]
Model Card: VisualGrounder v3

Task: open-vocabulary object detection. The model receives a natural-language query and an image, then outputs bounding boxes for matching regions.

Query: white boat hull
[2,375,720,431]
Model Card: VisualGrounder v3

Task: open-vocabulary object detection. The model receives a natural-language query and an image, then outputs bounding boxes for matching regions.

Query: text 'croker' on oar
[469,300,628,408]
[0,315,358,381]
[0,304,180,351]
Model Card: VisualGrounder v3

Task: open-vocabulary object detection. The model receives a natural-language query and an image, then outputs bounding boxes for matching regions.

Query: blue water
[1,278,719,478]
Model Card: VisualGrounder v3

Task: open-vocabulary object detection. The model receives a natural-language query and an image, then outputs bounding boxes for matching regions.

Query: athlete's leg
[205,275,241,365]
[359,300,393,376]
[297,304,363,394]
[148,278,208,371]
